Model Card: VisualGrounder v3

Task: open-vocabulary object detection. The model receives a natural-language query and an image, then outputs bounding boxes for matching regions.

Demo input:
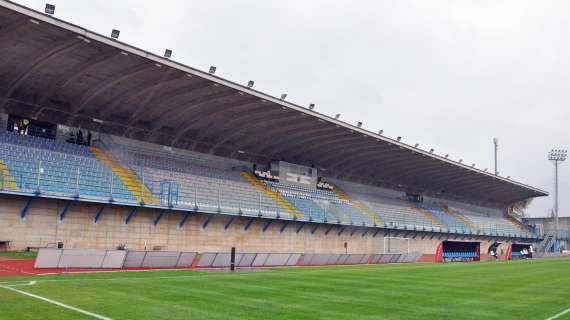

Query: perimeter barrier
[34,248,424,269]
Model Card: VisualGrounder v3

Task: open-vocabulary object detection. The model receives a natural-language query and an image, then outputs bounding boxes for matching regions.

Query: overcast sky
[14,0,570,217]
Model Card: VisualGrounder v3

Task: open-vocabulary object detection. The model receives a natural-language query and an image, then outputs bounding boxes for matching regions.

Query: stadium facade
[0,0,551,259]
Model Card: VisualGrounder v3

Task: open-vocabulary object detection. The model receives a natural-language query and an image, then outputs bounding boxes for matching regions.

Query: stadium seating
[446,201,531,237]
[442,251,478,262]
[331,180,439,231]
[417,202,471,233]
[107,142,291,218]
[0,132,135,201]
[266,181,372,224]
[0,130,537,238]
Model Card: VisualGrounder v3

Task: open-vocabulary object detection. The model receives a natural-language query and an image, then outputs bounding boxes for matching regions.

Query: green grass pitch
[1,258,569,320]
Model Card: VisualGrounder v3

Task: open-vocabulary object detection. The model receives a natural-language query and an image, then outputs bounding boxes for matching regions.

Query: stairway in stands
[90,147,158,205]
[331,185,384,225]
[0,159,16,190]
[440,204,475,230]
[240,171,303,219]
[504,211,526,231]
[411,204,445,229]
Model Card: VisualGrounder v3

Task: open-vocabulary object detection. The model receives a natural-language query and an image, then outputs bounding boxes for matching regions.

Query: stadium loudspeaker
[230,247,236,272]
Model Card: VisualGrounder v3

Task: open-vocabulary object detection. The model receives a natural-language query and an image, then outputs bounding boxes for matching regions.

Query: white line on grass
[545,307,570,320]
[0,283,113,320]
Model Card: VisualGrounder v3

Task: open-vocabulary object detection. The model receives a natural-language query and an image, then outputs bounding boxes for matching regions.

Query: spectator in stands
[76,130,84,145]
[66,131,76,144]
[488,241,500,261]
[87,131,92,146]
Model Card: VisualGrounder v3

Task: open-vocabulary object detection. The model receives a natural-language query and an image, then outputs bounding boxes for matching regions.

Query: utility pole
[548,149,567,251]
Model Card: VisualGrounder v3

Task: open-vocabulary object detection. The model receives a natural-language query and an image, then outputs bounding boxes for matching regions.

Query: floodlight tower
[548,149,567,246]
[493,137,499,175]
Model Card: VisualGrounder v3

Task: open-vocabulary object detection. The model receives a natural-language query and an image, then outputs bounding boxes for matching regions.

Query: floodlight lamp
[445,154,449,158]
[280,93,287,100]
[458,159,463,163]
[164,49,172,58]
[309,104,315,110]
[357,121,362,127]
[45,3,55,15]
[429,148,434,153]
[334,113,340,119]
[549,148,568,161]
[471,163,475,167]
[378,129,383,135]
[396,136,401,141]
[209,66,216,74]
[484,168,488,171]
[414,143,419,148]
[111,29,120,39]
[247,80,254,88]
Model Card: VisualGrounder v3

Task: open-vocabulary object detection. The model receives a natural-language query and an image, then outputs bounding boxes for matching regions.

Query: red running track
[0,259,194,277]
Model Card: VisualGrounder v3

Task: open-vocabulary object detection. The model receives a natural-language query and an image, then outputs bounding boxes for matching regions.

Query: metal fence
[0,155,538,239]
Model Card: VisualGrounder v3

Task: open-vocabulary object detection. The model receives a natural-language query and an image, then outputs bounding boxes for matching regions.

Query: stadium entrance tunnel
[436,240,480,263]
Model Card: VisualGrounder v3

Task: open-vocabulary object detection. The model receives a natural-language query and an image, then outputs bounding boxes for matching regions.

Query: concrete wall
[0,194,535,255]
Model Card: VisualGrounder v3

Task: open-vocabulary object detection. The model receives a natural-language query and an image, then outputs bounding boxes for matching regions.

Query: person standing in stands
[488,241,500,261]
[87,131,92,146]
[76,130,84,145]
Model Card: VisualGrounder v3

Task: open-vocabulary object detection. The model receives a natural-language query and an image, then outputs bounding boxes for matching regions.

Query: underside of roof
[0,0,548,206]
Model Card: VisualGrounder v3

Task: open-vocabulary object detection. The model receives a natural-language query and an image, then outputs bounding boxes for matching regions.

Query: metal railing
[0,154,539,238]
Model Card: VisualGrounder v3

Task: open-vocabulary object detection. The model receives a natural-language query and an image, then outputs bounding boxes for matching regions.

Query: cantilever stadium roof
[0,0,548,205]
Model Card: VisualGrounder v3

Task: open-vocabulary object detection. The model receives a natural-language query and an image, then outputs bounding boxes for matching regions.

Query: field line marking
[0,284,113,320]
[545,307,570,320]
[6,281,37,287]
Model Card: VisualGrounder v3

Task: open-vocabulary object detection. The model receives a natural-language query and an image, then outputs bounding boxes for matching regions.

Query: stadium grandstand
[0,0,552,261]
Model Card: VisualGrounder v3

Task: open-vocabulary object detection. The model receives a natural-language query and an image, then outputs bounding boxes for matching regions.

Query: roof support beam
[124,206,139,224]
[202,214,214,229]
[73,62,154,114]
[208,111,302,153]
[288,134,383,162]
[337,227,346,236]
[151,89,238,131]
[296,222,306,234]
[243,217,255,231]
[324,224,335,235]
[372,228,381,238]
[279,220,290,233]
[1,38,84,109]
[20,197,34,219]
[310,224,319,235]
[93,204,107,224]
[186,100,264,141]
[177,98,261,147]
[58,200,74,221]
[125,80,214,128]
[253,124,341,155]
[224,215,237,230]
[262,219,274,232]
[99,71,184,118]
[153,209,166,227]
[178,213,191,229]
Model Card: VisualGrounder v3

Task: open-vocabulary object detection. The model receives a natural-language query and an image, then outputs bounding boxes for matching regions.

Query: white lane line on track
[0,282,113,320]
[545,308,570,320]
